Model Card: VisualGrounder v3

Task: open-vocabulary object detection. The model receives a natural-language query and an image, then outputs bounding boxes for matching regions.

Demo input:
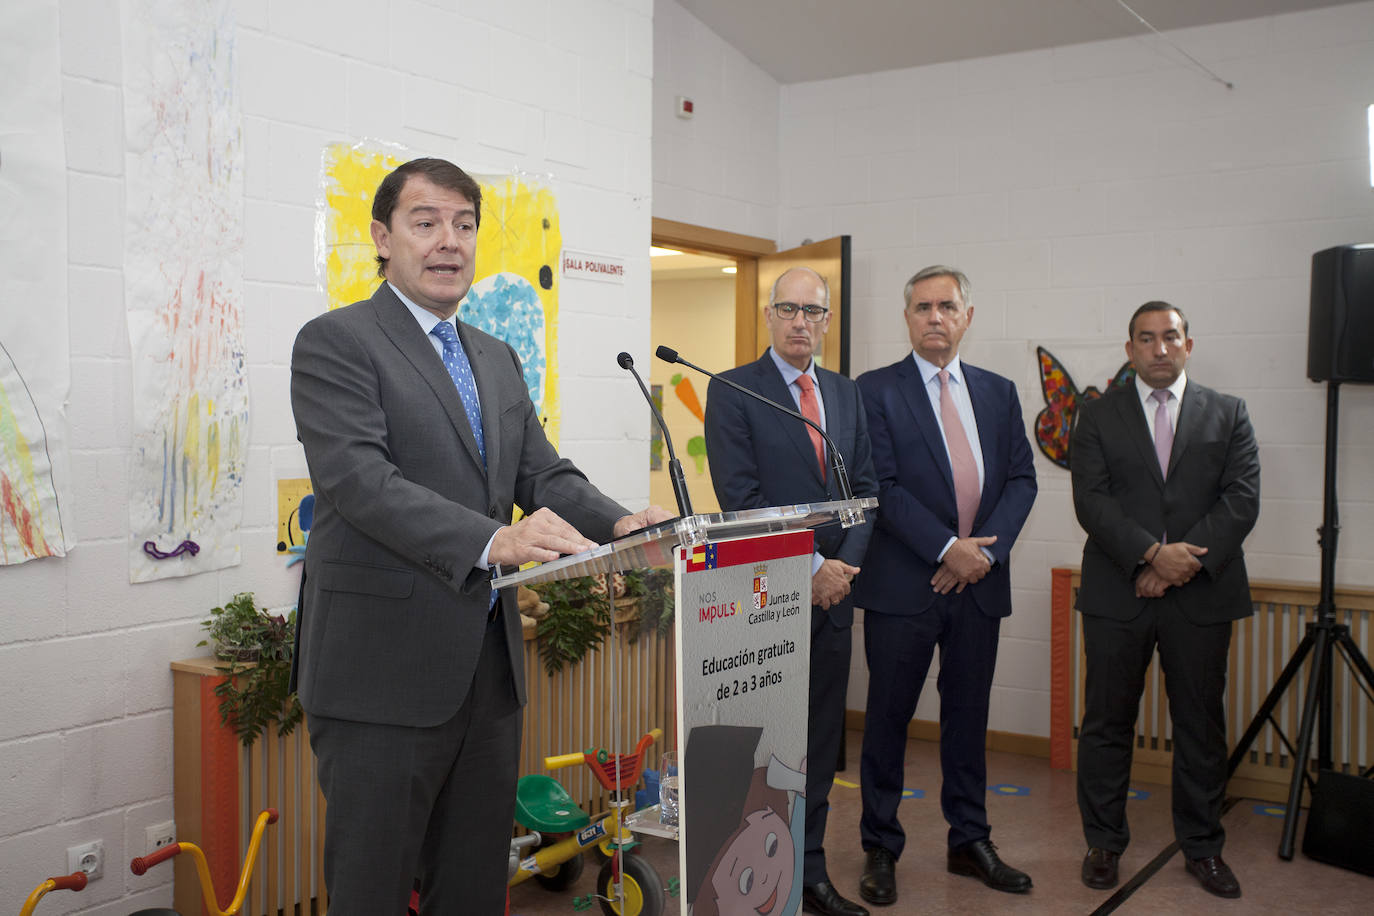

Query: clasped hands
[488,505,674,567]
[1135,541,1208,598]
[931,535,997,595]
[813,558,860,610]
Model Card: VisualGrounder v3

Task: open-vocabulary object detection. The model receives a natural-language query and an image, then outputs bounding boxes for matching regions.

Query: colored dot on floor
[1253,803,1286,818]
[990,784,1030,796]
[1127,788,1152,800]
[901,787,926,799]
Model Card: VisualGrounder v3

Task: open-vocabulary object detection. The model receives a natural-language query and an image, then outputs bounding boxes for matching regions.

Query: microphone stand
[617,351,693,518]
[655,346,863,528]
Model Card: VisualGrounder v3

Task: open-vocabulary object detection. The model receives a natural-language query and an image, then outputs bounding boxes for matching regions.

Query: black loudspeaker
[1302,769,1374,876]
[1308,244,1374,383]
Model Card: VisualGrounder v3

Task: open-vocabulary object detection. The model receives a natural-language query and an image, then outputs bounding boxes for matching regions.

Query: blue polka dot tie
[430,320,486,466]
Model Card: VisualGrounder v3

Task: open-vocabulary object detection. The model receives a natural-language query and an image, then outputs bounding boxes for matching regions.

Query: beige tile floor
[508,731,1373,915]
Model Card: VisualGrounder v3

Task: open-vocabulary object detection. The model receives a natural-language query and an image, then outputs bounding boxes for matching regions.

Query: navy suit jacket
[853,355,1037,618]
[703,351,879,627]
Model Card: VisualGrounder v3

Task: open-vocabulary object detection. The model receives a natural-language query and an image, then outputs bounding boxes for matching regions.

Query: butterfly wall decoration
[1034,347,1135,469]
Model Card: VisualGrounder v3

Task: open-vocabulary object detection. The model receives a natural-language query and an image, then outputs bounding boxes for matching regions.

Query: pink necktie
[796,374,826,479]
[938,370,980,538]
[1151,388,1173,479]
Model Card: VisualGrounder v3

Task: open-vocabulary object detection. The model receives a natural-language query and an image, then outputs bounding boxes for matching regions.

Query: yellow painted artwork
[319,143,562,446]
[276,477,313,552]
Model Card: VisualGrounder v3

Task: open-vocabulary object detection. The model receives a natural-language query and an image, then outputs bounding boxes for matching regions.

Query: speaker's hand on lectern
[490,508,598,565]
[612,506,675,539]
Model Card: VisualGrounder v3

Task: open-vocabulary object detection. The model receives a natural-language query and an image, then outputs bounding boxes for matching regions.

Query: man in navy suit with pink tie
[853,266,1037,905]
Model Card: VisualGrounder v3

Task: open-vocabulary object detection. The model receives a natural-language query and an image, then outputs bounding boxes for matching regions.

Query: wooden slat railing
[1050,568,1374,803]
[174,603,675,915]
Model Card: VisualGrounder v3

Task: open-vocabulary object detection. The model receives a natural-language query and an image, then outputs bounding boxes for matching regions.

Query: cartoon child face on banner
[686,724,805,916]
[703,769,795,916]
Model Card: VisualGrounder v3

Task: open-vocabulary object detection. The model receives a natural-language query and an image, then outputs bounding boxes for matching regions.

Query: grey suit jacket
[1070,380,1261,625]
[289,283,627,727]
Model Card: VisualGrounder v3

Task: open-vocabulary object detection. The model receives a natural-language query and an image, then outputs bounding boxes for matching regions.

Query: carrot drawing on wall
[670,372,709,474]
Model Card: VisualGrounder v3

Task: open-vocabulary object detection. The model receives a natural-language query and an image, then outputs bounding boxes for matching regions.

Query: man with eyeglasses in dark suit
[704,266,879,916]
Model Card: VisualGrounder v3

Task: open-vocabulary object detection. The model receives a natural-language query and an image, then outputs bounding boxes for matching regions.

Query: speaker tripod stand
[1226,380,1374,859]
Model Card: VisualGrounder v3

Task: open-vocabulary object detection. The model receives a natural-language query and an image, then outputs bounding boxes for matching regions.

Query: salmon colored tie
[939,369,980,538]
[796,373,827,479]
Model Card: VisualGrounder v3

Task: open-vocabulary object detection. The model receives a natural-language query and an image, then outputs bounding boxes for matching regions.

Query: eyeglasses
[773,302,829,323]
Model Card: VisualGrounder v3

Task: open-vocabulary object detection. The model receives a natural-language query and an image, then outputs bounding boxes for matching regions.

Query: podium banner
[676,529,813,916]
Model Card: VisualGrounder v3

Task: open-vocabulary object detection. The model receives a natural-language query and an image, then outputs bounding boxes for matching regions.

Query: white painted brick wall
[652,0,780,239]
[1,2,655,906]
[783,2,1374,738]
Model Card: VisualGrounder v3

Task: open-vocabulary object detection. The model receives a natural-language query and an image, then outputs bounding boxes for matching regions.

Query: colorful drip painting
[318,142,563,445]
[0,345,66,563]
[1034,346,1135,469]
[1,0,73,566]
[123,0,247,582]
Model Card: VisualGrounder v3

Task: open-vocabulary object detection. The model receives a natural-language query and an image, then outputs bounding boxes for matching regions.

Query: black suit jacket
[702,351,878,626]
[289,284,627,727]
[1070,380,1261,624]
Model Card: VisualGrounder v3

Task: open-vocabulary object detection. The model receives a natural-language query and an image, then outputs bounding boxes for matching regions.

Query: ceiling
[673,0,1356,83]
[651,247,738,281]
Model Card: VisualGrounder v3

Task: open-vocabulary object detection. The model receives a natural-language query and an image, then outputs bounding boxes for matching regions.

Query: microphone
[655,346,863,527]
[618,351,693,518]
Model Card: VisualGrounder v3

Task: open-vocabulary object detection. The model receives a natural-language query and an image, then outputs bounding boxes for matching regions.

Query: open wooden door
[749,236,851,376]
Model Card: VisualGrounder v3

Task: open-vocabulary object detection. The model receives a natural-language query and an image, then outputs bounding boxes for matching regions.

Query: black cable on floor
[1088,795,1244,915]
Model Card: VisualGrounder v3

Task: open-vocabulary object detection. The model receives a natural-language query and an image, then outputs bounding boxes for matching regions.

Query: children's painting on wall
[1032,345,1134,470]
[123,0,248,582]
[318,142,565,445]
[0,1,73,567]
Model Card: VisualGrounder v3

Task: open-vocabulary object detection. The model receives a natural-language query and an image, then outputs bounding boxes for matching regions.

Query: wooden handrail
[1049,566,1374,802]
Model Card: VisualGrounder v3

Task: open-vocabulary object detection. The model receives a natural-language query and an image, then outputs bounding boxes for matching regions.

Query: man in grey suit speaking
[290,158,668,914]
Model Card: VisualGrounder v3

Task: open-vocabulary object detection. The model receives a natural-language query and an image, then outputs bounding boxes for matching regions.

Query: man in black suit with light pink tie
[1072,301,1260,900]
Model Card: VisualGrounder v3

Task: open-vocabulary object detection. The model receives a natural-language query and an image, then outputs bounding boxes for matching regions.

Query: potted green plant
[622,567,674,640]
[529,570,675,674]
[197,592,303,746]
[530,575,617,675]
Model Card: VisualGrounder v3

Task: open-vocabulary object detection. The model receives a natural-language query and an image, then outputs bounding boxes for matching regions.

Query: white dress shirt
[1135,370,1187,439]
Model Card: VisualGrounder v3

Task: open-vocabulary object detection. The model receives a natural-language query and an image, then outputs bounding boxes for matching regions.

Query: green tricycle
[510,728,672,916]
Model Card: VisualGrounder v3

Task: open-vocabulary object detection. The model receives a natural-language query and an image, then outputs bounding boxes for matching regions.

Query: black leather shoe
[801,881,870,916]
[947,839,1032,893]
[858,847,897,906]
[1081,847,1120,889]
[1185,854,1241,898]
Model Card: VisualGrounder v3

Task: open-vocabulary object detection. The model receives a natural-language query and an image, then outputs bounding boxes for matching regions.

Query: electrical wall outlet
[146,820,176,851]
[68,840,104,880]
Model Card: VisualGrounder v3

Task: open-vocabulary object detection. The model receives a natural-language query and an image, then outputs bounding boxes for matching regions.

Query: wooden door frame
[651,217,777,367]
